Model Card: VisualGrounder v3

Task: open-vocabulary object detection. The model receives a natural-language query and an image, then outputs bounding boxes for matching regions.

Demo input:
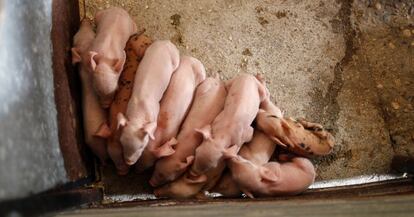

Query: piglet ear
[94,122,112,138]
[153,137,177,158]
[143,121,157,140]
[259,166,278,183]
[180,155,194,169]
[185,155,195,165]
[116,113,128,130]
[113,51,126,73]
[89,51,99,71]
[195,125,212,140]
[269,136,288,148]
[186,173,207,184]
[222,144,239,160]
[281,118,294,136]
[71,48,82,65]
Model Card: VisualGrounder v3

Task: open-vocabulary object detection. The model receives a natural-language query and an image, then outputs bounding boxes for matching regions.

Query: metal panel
[51,0,93,180]
[0,0,68,201]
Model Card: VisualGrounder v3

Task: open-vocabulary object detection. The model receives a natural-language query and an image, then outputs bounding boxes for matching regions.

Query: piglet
[87,7,137,108]
[190,73,267,175]
[154,160,226,199]
[71,19,109,163]
[212,97,282,197]
[150,76,227,187]
[225,152,315,198]
[256,112,334,157]
[135,56,206,172]
[106,33,153,175]
[212,130,276,197]
[118,40,180,165]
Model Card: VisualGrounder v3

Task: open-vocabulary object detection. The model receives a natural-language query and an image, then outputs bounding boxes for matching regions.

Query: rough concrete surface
[79,0,414,193]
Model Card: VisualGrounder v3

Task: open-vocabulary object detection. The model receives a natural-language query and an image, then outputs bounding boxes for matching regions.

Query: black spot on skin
[308,151,314,155]
[305,146,311,151]
[299,143,305,148]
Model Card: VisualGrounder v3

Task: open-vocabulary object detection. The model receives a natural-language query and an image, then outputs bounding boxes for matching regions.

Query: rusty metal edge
[51,0,93,180]
[91,177,414,209]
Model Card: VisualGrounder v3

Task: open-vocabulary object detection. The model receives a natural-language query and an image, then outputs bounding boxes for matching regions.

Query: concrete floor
[57,194,414,217]
[79,0,414,194]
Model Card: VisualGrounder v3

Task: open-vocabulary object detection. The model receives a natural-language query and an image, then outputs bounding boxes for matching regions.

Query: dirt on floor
[79,0,414,194]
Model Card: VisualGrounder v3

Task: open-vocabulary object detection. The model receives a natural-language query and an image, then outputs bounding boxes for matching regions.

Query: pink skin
[88,7,137,108]
[191,73,268,175]
[226,155,315,198]
[71,19,109,163]
[150,77,227,187]
[118,40,180,165]
[212,130,277,197]
[135,56,206,172]
[154,161,226,199]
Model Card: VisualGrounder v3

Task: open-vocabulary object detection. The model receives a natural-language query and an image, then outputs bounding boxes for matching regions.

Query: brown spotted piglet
[256,111,334,157]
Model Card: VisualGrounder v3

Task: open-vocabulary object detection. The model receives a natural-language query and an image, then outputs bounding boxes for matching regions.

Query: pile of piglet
[71,7,335,199]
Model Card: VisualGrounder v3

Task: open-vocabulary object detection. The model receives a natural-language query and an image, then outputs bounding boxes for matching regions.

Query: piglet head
[256,111,334,157]
[118,113,156,165]
[191,125,224,174]
[135,138,179,173]
[89,51,126,108]
[282,117,335,157]
[153,172,207,199]
[226,155,278,198]
[150,155,195,187]
[192,142,222,175]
